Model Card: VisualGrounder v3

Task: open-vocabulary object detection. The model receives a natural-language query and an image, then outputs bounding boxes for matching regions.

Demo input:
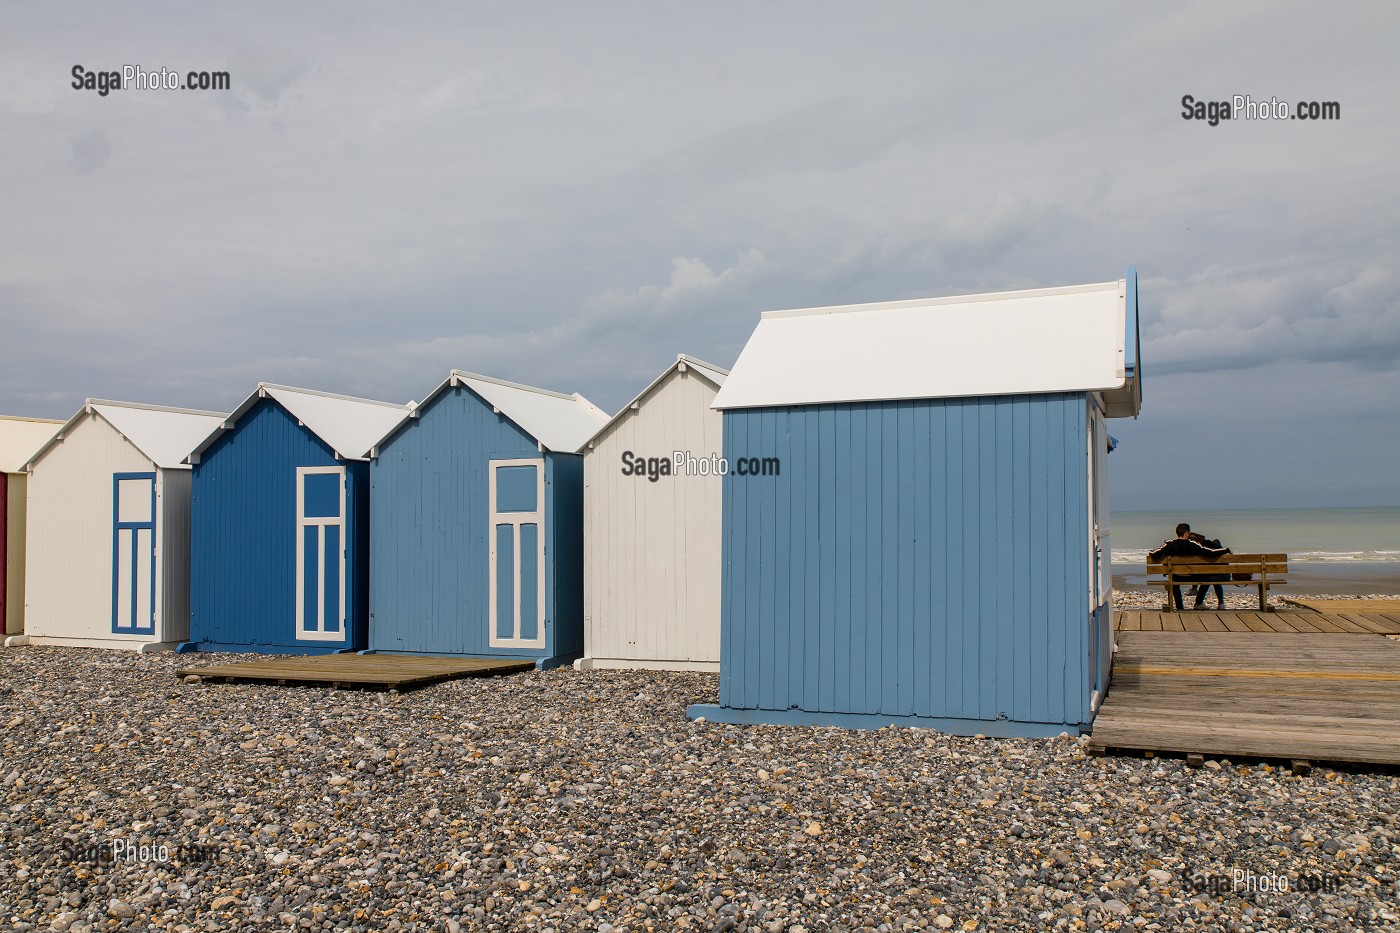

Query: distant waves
[1113,548,1400,564]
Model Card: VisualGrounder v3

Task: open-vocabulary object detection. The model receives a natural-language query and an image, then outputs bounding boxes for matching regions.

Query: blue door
[296,467,346,642]
[112,473,156,635]
[488,459,545,650]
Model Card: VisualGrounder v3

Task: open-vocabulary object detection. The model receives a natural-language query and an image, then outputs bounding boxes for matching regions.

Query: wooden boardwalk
[1282,598,1400,614]
[177,654,535,690]
[1116,608,1400,635]
[1091,628,1400,767]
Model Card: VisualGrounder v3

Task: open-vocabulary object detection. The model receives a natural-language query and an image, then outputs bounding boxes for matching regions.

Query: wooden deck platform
[1282,598,1400,614]
[177,654,536,690]
[1115,608,1400,635]
[1091,630,1400,767]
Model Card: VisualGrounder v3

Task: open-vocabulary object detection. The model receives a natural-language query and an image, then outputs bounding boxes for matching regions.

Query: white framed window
[296,465,347,642]
[488,458,546,650]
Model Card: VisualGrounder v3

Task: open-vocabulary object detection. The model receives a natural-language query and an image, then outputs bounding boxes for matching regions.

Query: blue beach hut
[367,371,608,666]
[689,271,1142,737]
[181,385,410,654]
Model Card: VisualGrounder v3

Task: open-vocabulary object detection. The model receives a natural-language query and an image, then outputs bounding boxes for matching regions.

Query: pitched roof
[374,371,609,455]
[579,354,728,452]
[188,384,411,463]
[28,400,227,471]
[0,415,63,474]
[712,271,1142,418]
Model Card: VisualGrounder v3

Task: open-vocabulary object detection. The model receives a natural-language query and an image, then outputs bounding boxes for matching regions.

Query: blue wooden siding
[718,393,1092,731]
[188,399,368,652]
[368,384,585,662]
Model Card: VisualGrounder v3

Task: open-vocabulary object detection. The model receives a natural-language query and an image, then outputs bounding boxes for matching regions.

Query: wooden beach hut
[578,355,729,671]
[0,415,62,642]
[182,385,411,654]
[689,270,1143,736]
[368,371,608,667]
[16,400,225,651]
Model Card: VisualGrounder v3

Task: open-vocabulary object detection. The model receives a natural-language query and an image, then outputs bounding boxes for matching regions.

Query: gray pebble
[0,589,1395,933]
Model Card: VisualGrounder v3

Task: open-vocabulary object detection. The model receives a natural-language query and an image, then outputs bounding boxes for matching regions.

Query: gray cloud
[2,2,1398,507]
[67,128,113,173]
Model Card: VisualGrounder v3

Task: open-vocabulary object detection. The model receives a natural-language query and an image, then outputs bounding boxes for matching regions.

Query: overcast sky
[3,2,1397,509]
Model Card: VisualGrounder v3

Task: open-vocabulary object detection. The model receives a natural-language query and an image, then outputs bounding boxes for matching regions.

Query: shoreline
[1113,560,1400,597]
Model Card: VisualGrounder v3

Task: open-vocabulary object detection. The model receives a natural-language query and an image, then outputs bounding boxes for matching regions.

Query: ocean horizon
[1110,506,1400,595]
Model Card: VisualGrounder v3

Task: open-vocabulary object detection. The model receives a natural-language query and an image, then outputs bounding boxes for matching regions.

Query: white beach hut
[11,400,225,651]
[577,355,728,671]
[1,415,63,640]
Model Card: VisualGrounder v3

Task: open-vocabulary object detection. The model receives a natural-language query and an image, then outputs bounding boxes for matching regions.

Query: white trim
[295,466,348,642]
[187,384,409,463]
[712,280,1128,411]
[575,354,729,452]
[575,657,720,673]
[27,399,224,472]
[1088,407,1111,608]
[487,458,547,650]
[18,634,179,651]
[368,371,607,455]
[760,280,1120,319]
[1087,408,1097,611]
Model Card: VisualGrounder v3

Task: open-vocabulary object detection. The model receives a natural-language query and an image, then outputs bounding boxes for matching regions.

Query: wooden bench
[1146,553,1287,612]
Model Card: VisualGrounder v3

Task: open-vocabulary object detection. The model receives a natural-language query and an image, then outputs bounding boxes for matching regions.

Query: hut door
[296,467,347,642]
[111,473,157,635]
[488,459,546,650]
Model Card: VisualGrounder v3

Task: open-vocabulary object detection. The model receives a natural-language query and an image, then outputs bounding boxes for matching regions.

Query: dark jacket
[1149,537,1231,580]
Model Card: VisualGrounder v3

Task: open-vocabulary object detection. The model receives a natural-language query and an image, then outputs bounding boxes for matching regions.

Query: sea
[1110,507,1400,595]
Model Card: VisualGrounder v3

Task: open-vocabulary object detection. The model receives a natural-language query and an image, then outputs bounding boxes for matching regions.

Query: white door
[296,466,347,642]
[488,459,546,649]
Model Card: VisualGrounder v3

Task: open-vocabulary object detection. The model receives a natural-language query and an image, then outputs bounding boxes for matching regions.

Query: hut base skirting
[686,703,1087,739]
[575,656,719,673]
[176,641,359,656]
[11,635,181,653]
[360,649,580,670]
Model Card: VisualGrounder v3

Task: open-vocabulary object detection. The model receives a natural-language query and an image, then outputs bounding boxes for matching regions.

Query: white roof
[454,372,608,452]
[580,354,728,452]
[0,415,63,474]
[375,371,608,455]
[189,384,411,463]
[29,400,227,471]
[712,278,1141,416]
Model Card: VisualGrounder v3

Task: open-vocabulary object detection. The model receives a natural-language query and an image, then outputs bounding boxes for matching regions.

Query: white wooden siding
[582,367,723,669]
[24,414,167,648]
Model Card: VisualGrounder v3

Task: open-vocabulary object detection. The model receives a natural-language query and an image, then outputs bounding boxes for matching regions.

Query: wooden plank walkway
[1115,609,1400,635]
[1282,598,1400,614]
[1090,631,1400,766]
[177,654,535,690]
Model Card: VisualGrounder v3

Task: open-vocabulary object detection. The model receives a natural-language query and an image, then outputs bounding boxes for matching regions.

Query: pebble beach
[3,591,1398,932]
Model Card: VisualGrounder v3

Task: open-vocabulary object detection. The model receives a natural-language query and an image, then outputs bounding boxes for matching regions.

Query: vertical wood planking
[718,392,1093,728]
[370,385,560,657]
[191,399,359,652]
[25,414,151,642]
[993,400,1015,719]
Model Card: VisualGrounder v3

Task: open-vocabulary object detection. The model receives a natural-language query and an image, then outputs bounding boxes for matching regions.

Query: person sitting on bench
[1187,530,1230,609]
[1148,523,1231,610]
